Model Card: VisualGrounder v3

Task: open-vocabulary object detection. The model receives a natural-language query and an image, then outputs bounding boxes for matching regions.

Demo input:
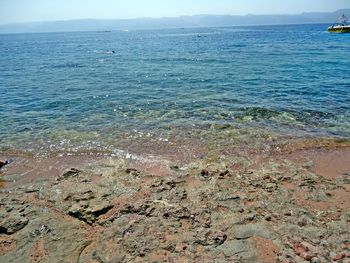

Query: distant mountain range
[0,9,349,34]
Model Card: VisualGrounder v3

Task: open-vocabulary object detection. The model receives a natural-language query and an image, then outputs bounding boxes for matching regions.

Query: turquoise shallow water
[0,24,349,155]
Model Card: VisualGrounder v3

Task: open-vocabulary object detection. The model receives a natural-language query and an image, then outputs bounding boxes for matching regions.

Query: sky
[0,0,349,24]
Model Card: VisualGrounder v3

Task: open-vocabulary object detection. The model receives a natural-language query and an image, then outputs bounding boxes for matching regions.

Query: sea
[0,23,349,158]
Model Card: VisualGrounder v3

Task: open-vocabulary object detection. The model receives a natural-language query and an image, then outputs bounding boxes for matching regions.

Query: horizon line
[0,22,333,36]
[1,8,348,26]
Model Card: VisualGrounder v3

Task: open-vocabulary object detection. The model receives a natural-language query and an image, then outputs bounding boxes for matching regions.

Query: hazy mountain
[0,9,349,34]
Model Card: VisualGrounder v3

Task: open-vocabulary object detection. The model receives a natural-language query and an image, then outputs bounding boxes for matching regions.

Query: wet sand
[1,137,350,188]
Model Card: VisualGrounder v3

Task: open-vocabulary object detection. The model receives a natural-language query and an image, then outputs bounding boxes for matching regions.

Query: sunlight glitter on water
[0,24,349,156]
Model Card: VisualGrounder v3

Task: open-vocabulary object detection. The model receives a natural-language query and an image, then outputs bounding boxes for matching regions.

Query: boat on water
[328,14,350,33]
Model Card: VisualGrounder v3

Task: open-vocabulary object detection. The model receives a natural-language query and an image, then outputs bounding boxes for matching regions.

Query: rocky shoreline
[0,143,349,262]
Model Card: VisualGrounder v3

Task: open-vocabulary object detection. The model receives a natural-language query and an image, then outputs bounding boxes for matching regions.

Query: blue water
[0,24,349,154]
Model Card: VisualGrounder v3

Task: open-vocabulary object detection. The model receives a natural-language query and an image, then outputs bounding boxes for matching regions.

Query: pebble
[331,252,345,261]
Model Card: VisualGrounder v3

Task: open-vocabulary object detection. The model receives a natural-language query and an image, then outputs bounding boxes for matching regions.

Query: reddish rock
[331,252,345,261]
[293,242,313,261]
[253,236,278,263]
[29,239,48,263]
[0,235,16,256]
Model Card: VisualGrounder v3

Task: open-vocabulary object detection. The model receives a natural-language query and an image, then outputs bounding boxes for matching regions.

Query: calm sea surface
[0,24,349,156]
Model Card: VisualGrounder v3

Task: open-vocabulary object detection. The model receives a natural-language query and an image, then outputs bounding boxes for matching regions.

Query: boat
[328,14,350,33]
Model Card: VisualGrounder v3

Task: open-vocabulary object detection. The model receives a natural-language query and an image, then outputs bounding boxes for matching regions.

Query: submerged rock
[57,168,81,181]
[0,160,10,170]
